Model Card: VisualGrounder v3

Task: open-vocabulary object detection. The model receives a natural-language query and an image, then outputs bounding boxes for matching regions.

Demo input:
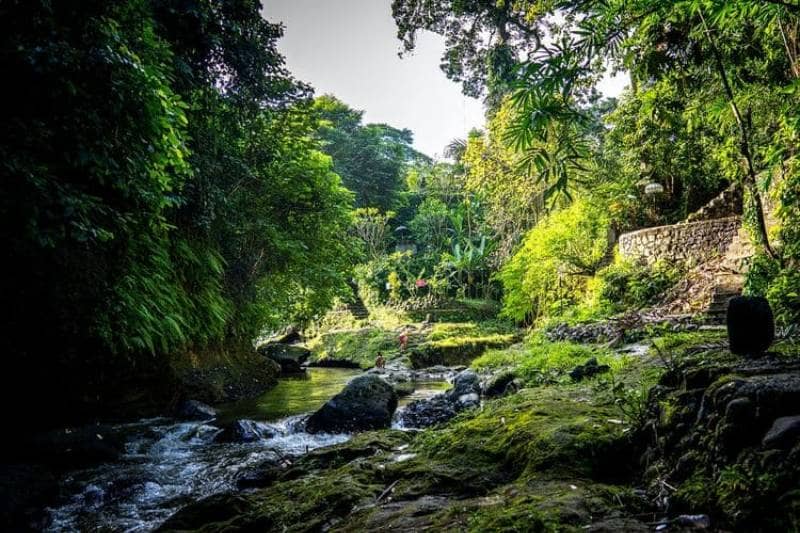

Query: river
[44,368,449,532]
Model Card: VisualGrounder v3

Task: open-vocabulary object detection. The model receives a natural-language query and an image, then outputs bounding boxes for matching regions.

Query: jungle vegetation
[1,0,799,422]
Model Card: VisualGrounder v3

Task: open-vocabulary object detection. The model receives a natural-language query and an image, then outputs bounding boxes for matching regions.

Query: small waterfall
[42,367,449,531]
[44,417,348,531]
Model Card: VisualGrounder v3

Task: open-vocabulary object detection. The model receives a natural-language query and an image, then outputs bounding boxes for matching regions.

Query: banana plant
[443,236,492,298]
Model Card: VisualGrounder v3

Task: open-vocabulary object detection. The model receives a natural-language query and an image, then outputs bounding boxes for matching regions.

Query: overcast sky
[261,0,626,158]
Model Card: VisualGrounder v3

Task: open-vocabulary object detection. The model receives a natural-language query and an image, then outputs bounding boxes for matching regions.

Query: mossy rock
[409,334,518,368]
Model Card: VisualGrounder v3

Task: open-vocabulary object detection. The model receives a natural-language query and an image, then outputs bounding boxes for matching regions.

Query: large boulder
[483,371,516,398]
[762,415,800,449]
[305,375,397,433]
[258,342,311,373]
[727,296,774,356]
[450,369,480,399]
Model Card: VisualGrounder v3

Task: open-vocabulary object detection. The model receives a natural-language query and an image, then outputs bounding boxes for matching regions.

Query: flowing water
[44,368,449,532]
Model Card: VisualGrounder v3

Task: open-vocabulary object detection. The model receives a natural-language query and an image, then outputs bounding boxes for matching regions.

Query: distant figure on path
[375,352,385,369]
[398,329,409,351]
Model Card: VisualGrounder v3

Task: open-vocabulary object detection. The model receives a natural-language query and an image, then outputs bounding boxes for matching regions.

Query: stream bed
[44,368,449,532]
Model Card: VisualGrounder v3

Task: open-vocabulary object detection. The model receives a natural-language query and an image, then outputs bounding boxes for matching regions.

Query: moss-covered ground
[162,327,800,532]
[306,304,519,369]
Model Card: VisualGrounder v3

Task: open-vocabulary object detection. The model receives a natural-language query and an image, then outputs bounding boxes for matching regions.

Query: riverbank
[6,308,800,531]
[3,367,451,531]
[162,327,800,532]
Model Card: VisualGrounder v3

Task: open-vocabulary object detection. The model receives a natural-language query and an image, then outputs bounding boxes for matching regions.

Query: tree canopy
[314,95,429,211]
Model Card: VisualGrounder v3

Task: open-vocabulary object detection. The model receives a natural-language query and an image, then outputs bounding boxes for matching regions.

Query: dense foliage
[0,0,355,420]
[394,0,800,327]
[314,95,428,211]
[497,198,611,322]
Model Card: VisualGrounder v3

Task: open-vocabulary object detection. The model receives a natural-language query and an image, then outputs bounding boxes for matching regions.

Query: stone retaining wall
[618,216,741,265]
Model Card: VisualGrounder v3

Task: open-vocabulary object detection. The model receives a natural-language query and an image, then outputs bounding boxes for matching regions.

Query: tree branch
[699,10,777,260]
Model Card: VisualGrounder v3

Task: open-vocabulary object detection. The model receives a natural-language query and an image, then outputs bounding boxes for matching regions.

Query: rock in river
[214,419,275,443]
[305,374,398,433]
[175,400,217,421]
[398,369,481,429]
[258,342,311,373]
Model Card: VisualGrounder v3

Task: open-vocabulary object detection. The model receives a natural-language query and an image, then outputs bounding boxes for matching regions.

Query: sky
[261,0,627,158]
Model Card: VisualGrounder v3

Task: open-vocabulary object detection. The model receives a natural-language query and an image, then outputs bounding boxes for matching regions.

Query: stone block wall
[618,216,742,266]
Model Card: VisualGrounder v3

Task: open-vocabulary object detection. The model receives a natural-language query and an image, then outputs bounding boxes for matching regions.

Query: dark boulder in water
[727,296,774,356]
[305,375,397,433]
[398,369,481,429]
[258,343,311,373]
[214,420,274,443]
[398,395,459,428]
[449,369,480,399]
[175,400,217,421]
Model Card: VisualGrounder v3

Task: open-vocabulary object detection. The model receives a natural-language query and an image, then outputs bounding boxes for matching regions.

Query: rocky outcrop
[305,375,398,433]
[641,356,800,530]
[398,370,481,428]
[258,343,311,373]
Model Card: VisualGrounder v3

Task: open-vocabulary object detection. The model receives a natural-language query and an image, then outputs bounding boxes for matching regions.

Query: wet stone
[762,415,800,450]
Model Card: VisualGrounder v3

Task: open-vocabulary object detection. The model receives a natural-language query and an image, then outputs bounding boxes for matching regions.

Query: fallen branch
[376,480,400,502]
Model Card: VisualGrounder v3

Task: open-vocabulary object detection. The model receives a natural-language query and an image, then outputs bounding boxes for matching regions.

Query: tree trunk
[700,11,777,260]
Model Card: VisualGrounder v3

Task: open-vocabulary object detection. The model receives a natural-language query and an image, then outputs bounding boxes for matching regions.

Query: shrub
[745,254,800,330]
[498,198,611,323]
[596,259,680,311]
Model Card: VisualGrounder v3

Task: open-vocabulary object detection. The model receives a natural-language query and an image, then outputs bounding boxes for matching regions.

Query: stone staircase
[704,226,754,323]
[721,225,756,274]
[705,275,745,323]
[345,281,370,320]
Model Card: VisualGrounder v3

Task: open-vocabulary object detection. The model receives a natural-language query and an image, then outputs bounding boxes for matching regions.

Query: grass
[471,334,634,386]
[306,327,400,368]
[306,307,519,369]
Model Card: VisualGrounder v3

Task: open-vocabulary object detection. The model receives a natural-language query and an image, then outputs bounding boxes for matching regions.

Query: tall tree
[0,0,358,424]
[392,0,544,107]
[314,95,428,211]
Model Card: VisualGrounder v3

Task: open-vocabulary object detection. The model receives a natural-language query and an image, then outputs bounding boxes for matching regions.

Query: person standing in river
[375,352,385,369]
